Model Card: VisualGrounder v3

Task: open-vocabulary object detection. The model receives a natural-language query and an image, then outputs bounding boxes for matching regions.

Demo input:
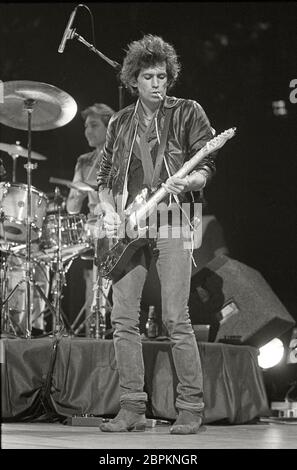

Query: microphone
[58,5,79,53]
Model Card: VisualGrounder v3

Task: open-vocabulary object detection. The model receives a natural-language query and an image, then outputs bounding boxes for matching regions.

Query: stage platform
[1,336,270,423]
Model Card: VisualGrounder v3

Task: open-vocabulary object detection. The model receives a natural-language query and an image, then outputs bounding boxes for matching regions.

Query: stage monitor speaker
[188,255,295,348]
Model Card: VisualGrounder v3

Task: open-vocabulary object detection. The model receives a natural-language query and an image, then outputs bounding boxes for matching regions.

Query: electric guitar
[96,127,236,279]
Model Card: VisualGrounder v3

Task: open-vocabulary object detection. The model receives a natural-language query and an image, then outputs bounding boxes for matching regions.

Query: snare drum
[0,182,48,243]
[41,213,87,248]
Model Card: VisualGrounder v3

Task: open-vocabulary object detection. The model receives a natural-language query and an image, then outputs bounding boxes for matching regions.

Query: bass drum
[2,253,50,335]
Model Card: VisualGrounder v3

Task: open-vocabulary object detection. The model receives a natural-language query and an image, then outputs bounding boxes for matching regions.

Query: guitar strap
[151,107,173,190]
[135,107,173,190]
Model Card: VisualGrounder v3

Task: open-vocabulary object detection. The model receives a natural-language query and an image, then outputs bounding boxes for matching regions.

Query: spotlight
[287,327,297,364]
[258,338,284,369]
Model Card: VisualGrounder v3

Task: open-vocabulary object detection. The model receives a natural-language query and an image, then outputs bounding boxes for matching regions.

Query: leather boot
[169,409,204,435]
[99,408,146,432]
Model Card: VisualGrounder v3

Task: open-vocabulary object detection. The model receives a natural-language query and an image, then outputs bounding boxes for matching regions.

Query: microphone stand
[62,26,122,339]
[69,29,124,110]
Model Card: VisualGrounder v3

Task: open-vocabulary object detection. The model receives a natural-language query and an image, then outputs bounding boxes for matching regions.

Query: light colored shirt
[67,148,103,217]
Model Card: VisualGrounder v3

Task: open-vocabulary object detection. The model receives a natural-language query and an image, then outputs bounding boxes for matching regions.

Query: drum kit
[0,80,111,339]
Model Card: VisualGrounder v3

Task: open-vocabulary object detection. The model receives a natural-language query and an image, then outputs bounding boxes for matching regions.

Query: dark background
[1,2,297,395]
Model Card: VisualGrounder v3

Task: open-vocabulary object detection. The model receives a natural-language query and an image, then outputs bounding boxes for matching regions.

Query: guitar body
[96,127,236,280]
[96,188,152,279]
[96,232,149,279]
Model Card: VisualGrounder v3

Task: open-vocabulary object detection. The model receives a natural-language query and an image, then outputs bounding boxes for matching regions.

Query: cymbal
[0,142,47,160]
[49,176,97,192]
[0,81,77,131]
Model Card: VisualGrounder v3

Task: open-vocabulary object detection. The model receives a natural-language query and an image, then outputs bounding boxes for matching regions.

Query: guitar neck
[137,144,211,217]
[133,126,236,220]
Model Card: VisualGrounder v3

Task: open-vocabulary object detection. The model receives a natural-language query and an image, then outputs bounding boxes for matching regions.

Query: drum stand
[70,264,112,339]
[0,237,18,336]
[0,246,58,338]
[49,188,68,334]
[1,99,51,338]
[0,80,78,337]
[90,273,111,339]
[22,98,36,338]
[16,99,66,337]
[11,145,20,183]
[0,220,60,338]
[0,122,36,337]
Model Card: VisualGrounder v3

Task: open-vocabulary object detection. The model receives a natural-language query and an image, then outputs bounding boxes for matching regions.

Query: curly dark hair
[120,34,181,95]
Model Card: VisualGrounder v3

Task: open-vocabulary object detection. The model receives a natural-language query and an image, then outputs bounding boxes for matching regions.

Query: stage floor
[1,421,296,449]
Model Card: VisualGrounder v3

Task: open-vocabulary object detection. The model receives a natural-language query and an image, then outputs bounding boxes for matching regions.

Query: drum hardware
[0,95,48,337]
[0,80,77,338]
[11,153,18,184]
[49,186,67,334]
[90,273,112,339]
[71,268,112,339]
[0,210,18,337]
[0,141,47,183]
[40,176,97,336]
[0,249,53,337]
[32,231,91,337]
[46,190,67,215]
[39,256,75,335]
[35,189,93,335]
[40,181,93,334]
[69,228,112,339]
[20,98,38,337]
[0,157,7,182]
[0,208,6,244]
[0,250,19,337]
[1,202,77,337]
[0,97,38,336]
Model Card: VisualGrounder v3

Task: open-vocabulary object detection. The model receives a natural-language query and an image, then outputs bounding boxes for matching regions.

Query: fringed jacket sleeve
[96,114,117,190]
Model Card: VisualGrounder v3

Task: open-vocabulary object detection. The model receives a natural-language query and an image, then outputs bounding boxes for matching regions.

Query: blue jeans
[111,225,204,415]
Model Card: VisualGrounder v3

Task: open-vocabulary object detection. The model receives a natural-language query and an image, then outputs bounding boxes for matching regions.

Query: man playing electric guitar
[96,34,217,434]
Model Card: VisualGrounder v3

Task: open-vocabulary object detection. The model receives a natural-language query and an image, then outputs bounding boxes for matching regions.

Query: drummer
[66,103,115,331]
[67,103,115,217]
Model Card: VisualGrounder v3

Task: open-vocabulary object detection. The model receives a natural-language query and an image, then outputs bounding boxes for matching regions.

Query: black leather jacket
[97,96,216,208]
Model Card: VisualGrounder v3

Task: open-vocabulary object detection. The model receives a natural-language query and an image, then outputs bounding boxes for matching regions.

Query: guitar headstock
[206,127,237,153]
